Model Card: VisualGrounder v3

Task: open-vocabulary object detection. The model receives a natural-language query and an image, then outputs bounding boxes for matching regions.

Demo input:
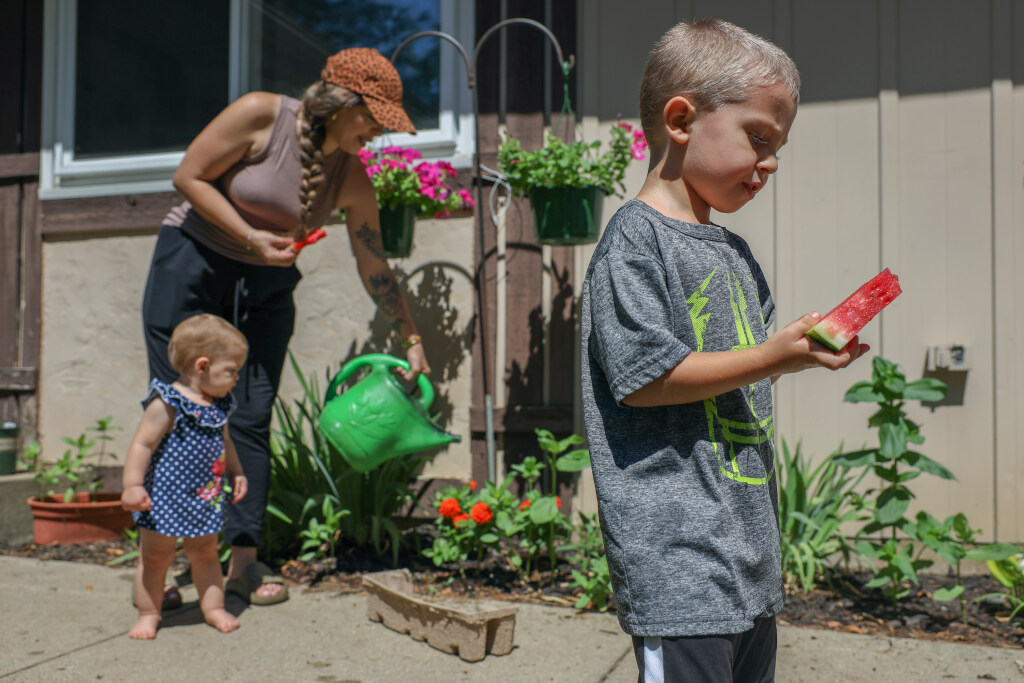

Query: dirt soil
[4,539,1023,650]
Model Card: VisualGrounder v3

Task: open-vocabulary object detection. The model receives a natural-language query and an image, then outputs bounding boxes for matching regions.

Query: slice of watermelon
[805,268,902,352]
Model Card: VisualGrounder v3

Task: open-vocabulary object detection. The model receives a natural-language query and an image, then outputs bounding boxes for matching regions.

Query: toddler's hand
[121,485,151,511]
[230,474,248,503]
[761,312,870,376]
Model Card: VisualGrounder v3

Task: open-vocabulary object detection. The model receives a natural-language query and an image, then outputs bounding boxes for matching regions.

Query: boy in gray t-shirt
[581,19,869,682]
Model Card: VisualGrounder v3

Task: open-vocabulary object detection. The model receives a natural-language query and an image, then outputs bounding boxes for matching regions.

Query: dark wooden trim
[19,181,40,370]
[0,153,39,180]
[40,191,180,237]
[469,404,574,434]
[0,368,36,392]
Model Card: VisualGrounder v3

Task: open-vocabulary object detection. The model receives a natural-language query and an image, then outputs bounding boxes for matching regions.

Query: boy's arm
[222,426,248,503]
[121,399,176,511]
[623,312,869,407]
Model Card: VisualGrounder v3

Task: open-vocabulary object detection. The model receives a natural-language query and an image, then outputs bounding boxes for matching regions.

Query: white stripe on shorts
[643,636,665,683]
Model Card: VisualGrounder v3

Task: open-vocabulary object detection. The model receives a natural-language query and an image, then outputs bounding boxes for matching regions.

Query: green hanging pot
[379,204,417,258]
[528,185,606,246]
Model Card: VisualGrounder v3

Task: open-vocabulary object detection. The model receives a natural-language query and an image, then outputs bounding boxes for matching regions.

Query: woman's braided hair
[297,80,363,238]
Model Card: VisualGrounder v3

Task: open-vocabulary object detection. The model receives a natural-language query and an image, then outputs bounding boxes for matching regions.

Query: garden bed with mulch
[3,538,1023,650]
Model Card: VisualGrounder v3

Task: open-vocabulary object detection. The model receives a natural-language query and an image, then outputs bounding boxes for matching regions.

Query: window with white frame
[40,0,474,198]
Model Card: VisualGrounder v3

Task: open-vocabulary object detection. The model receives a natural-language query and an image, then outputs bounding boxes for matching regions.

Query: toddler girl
[122,313,249,639]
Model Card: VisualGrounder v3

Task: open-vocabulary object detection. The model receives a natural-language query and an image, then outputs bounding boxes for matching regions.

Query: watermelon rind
[806,323,848,353]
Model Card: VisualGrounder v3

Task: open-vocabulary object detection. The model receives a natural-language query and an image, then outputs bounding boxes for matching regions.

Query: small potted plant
[21,416,133,545]
[357,146,475,258]
[497,120,647,245]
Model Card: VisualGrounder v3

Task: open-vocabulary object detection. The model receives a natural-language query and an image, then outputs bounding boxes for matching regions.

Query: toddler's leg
[130,529,178,639]
[184,534,239,633]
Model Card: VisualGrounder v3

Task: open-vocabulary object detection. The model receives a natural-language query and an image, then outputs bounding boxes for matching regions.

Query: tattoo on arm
[368,273,408,333]
[354,221,388,262]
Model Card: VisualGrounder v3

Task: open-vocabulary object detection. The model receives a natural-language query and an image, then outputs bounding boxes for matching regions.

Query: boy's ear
[194,356,211,373]
[663,96,697,144]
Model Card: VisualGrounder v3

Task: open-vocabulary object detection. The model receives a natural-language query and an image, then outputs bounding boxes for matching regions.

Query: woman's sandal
[130,571,184,611]
[224,560,289,606]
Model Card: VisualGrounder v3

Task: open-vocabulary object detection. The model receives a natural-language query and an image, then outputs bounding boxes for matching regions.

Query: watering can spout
[317,354,460,473]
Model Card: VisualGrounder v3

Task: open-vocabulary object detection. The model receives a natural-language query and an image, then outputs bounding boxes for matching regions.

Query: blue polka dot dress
[133,378,236,538]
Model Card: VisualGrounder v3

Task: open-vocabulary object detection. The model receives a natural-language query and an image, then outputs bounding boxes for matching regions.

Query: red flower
[439,497,461,520]
[469,480,477,491]
[210,459,225,476]
[452,513,471,525]
[519,500,531,511]
[556,496,562,508]
[470,502,493,525]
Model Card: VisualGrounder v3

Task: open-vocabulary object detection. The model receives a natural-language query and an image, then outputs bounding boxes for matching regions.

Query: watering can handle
[323,353,435,412]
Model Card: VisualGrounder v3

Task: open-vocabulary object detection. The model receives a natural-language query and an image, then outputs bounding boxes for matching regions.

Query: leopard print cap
[321,47,416,134]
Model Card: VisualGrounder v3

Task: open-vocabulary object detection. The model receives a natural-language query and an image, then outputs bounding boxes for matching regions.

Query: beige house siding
[575,0,1024,541]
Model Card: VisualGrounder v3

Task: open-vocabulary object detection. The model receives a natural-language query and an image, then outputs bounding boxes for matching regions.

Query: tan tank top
[164,95,351,264]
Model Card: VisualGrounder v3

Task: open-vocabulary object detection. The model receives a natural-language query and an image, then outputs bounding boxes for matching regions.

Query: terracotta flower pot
[27,492,133,545]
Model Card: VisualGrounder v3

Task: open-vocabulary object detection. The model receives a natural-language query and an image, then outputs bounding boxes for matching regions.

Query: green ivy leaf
[933,584,965,601]
[966,543,1021,561]
[874,485,911,525]
[903,378,948,402]
[528,496,560,525]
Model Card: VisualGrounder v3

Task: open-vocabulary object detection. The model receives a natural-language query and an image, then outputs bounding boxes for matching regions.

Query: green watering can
[318,354,460,472]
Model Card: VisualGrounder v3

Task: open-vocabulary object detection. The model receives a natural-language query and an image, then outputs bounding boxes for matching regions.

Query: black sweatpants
[632,616,777,683]
[141,225,301,548]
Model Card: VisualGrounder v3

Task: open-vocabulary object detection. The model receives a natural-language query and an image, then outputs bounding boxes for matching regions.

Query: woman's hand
[399,342,431,381]
[249,229,298,267]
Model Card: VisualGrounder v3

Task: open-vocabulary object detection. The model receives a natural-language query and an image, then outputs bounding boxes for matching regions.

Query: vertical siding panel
[773,2,882,461]
[993,0,1024,541]
[892,1,995,535]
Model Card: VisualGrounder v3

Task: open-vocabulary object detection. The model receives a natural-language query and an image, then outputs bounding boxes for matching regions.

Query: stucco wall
[38,216,476,480]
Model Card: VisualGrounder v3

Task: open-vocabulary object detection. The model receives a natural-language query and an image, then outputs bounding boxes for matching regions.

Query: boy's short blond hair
[167,314,248,374]
[639,18,800,159]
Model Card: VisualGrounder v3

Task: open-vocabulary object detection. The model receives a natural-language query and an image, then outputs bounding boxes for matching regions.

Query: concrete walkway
[1,555,1022,682]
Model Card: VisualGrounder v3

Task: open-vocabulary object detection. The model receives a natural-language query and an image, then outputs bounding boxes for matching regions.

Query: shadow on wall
[323,263,475,444]
[504,257,577,498]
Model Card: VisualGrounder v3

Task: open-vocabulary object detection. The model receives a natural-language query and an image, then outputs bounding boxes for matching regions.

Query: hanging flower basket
[528,186,605,246]
[498,120,647,247]
[379,204,417,258]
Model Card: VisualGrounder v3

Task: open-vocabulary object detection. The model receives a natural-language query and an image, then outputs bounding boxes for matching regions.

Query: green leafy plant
[498,120,647,197]
[21,417,121,502]
[423,479,509,577]
[266,353,434,565]
[914,512,1019,622]
[562,512,612,611]
[777,439,868,593]
[298,497,350,561]
[978,552,1024,623]
[833,357,950,607]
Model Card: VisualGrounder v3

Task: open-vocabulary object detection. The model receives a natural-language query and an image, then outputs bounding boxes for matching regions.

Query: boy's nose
[756,154,779,174]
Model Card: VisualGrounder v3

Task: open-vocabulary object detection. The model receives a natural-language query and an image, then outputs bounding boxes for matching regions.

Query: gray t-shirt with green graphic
[580,199,784,637]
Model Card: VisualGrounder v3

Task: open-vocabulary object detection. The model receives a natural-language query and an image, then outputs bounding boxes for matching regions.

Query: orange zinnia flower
[519,500,531,511]
[470,502,493,525]
[453,513,471,525]
[439,497,461,520]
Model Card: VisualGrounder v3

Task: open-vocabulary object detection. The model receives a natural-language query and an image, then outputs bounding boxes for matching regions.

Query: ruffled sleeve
[141,379,233,429]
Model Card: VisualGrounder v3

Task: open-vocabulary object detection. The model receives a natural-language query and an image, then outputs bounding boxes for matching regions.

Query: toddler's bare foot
[129,614,160,639]
[204,607,240,633]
